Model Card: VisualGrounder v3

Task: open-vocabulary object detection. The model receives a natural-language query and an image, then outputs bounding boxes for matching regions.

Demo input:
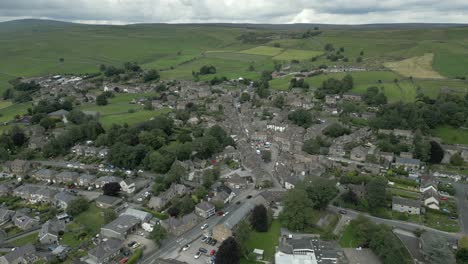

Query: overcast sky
[0,0,467,25]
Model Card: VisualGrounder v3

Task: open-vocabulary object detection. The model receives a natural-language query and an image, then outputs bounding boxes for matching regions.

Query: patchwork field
[384,53,445,79]
[240,46,283,56]
[273,49,322,61]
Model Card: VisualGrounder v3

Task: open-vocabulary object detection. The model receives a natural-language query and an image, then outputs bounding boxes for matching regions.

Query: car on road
[236,201,241,205]
[339,210,347,214]
[223,211,229,217]
[217,211,224,216]
[199,248,208,253]
[441,197,449,201]
[194,251,202,259]
[127,241,137,248]
[246,195,252,199]
[182,244,190,251]
[201,223,209,230]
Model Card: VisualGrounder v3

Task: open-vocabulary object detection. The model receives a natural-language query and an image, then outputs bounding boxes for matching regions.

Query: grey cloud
[0,0,467,24]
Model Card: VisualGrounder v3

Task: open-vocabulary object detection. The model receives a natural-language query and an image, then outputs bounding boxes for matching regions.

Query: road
[328,205,462,240]
[140,188,258,264]
[24,183,102,200]
[452,182,468,234]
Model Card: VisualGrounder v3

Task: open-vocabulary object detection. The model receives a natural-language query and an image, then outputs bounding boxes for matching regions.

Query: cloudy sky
[0,0,467,25]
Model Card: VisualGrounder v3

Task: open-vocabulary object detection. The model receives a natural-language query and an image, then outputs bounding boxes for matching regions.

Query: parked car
[201,236,208,242]
[339,210,347,215]
[182,244,190,251]
[205,237,212,244]
[199,248,208,253]
[210,249,216,256]
[201,223,209,230]
[209,239,217,246]
[194,251,202,259]
[217,211,224,216]
[246,195,252,199]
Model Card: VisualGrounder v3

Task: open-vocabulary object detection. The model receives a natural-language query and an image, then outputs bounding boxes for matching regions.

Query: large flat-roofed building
[275,237,340,264]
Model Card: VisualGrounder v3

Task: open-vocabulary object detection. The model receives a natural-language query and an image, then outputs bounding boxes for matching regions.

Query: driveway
[126,234,156,255]
[453,182,468,234]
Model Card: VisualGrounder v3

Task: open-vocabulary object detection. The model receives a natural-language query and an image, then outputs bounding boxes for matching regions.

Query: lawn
[339,223,360,248]
[61,204,105,248]
[8,232,39,246]
[0,100,12,110]
[425,211,459,232]
[389,188,420,199]
[244,220,281,261]
[432,126,468,145]
[99,108,171,128]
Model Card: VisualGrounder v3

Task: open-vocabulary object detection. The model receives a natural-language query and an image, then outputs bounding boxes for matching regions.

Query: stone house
[4,159,32,175]
[101,215,141,240]
[88,238,123,264]
[13,212,40,230]
[95,195,123,209]
[350,146,368,162]
[95,176,122,189]
[148,183,188,210]
[78,174,97,187]
[160,213,200,236]
[55,171,79,184]
[0,208,15,223]
[394,157,421,171]
[0,244,39,264]
[32,169,57,183]
[54,192,78,209]
[392,196,421,215]
[38,219,65,244]
[195,201,215,218]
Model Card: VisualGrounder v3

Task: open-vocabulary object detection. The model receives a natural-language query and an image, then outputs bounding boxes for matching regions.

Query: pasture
[432,126,468,145]
[384,53,445,79]
[240,46,283,56]
[273,49,322,61]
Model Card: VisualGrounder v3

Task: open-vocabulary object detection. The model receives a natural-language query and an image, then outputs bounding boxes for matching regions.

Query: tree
[323,123,350,138]
[149,224,167,246]
[215,237,241,264]
[451,153,464,166]
[304,179,338,210]
[250,205,268,232]
[96,93,108,106]
[280,188,315,231]
[261,150,272,163]
[288,109,314,128]
[273,95,285,109]
[66,197,89,216]
[234,220,251,257]
[324,43,334,51]
[302,136,330,155]
[366,177,387,210]
[145,151,175,173]
[103,208,117,223]
[240,92,251,103]
[456,248,468,264]
[429,141,444,164]
[10,126,27,147]
[413,132,430,162]
[39,117,56,130]
[143,69,160,82]
[102,182,121,196]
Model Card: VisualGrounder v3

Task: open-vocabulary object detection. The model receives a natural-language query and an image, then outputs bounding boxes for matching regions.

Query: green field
[339,223,360,248]
[244,220,281,261]
[273,49,322,61]
[432,126,468,145]
[240,46,283,56]
[62,204,104,247]
[0,102,32,123]
[78,93,171,128]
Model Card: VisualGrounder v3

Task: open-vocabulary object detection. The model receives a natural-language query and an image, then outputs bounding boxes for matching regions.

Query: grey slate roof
[1,244,36,263]
[396,157,421,165]
[393,196,421,208]
[102,215,140,234]
[88,238,122,262]
[196,201,214,211]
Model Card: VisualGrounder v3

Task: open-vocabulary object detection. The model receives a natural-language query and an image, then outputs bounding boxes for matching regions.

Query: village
[0,67,467,264]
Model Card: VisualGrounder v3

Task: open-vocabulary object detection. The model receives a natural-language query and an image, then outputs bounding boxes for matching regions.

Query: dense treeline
[349,216,413,264]
[372,93,468,131]
[3,80,42,103]
[43,121,105,157]
[315,75,354,98]
[93,116,234,173]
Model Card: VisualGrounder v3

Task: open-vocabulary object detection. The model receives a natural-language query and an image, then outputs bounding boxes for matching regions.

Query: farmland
[0,21,468,128]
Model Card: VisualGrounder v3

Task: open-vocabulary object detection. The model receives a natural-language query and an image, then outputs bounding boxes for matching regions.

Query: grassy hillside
[0,20,467,104]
